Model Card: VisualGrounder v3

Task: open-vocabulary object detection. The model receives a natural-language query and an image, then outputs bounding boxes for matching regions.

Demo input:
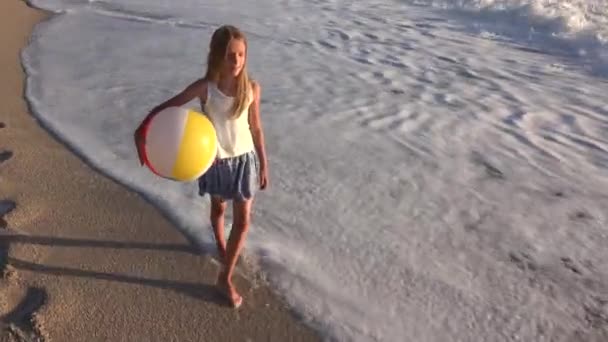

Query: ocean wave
[413,0,607,42]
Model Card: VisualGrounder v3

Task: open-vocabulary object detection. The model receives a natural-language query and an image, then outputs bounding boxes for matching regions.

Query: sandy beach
[0,1,320,341]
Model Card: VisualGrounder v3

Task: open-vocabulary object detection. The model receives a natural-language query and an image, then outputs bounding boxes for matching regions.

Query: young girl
[134,25,268,309]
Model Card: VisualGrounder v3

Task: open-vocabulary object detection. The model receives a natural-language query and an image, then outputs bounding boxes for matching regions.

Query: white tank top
[203,81,255,159]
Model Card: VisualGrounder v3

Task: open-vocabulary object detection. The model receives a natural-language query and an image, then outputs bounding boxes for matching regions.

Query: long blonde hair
[204,25,251,119]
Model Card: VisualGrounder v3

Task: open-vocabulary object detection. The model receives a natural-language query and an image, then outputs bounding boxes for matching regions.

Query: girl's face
[222,38,246,77]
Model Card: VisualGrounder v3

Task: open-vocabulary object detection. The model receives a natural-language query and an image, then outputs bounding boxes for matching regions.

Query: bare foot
[216,273,243,308]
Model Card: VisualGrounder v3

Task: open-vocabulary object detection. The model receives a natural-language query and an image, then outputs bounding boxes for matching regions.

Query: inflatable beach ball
[141,107,217,181]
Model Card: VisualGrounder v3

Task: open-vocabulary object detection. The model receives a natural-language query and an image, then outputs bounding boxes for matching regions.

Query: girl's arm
[134,79,206,165]
[248,81,268,187]
[138,79,207,129]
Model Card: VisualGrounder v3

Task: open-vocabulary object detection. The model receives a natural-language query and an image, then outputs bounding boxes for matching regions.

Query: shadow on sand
[1,232,232,309]
[5,256,228,307]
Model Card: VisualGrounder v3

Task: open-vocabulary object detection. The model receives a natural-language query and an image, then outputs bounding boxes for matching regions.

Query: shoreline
[0,1,321,341]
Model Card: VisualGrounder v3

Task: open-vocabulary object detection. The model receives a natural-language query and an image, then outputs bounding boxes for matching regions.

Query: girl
[134,25,268,309]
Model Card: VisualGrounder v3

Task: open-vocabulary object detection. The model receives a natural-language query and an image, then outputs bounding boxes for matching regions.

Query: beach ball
[141,107,217,181]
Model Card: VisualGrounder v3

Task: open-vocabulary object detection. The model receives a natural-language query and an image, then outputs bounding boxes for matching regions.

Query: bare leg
[210,196,227,262]
[218,198,252,307]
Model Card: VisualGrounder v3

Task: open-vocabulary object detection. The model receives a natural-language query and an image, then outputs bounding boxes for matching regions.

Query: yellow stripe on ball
[171,110,218,181]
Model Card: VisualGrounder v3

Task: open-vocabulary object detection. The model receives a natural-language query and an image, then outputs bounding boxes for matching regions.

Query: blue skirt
[198,151,259,201]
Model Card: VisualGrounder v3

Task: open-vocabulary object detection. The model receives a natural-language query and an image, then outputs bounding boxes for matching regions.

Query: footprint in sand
[0,150,13,164]
[1,286,47,341]
[0,200,16,229]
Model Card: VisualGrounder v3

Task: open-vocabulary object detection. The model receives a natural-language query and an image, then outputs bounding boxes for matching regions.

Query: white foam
[413,0,608,39]
[22,0,608,341]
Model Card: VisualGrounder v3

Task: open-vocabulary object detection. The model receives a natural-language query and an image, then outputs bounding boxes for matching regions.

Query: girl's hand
[259,166,268,190]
